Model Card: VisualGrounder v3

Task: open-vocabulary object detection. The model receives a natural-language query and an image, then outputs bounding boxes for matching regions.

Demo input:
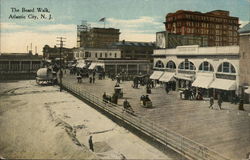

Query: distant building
[239,23,250,103]
[165,10,239,46]
[111,41,156,61]
[156,31,208,48]
[89,59,151,76]
[73,47,121,60]
[152,45,239,101]
[0,52,42,80]
[43,45,74,61]
[77,27,120,48]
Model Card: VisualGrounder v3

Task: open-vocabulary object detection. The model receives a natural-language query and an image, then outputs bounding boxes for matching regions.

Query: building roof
[0,53,42,60]
[112,41,156,47]
[154,45,239,56]
[239,23,250,34]
[166,10,238,19]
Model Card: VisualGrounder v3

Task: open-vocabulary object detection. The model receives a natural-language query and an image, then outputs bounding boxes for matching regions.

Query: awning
[150,71,164,80]
[245,87,250,94]
[209,79,236,90]
[192,75,214,89]
[89,62,104,70]
[174,74,194,81]
[159,72,175,82]
[76,62,86,68]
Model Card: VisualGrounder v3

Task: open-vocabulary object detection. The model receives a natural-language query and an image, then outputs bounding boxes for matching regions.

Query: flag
[99,17,106,22]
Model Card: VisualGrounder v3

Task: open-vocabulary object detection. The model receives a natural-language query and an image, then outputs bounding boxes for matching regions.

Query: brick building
[111,40,156,61]
[77,27,120,48]
[43,45,74,61]
[165,10,239,46]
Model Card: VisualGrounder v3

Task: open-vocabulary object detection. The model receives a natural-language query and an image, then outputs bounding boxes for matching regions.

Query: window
[178,61,196,70]
[155,60,164,68]
[198,61,214,72]
[95,53,97,58]
[217,62,236,73]
[100,53,102,58]
[114,53,117,58]
[105,53,107,58]
[166,61,176,69]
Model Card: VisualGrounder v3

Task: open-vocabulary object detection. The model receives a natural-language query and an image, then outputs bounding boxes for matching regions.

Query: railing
[62,80,230,160]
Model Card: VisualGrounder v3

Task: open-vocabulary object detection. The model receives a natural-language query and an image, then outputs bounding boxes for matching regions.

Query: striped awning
[76,62,86,68]
[159,72,175,82]
[209,79,236,91]
[245,87,250,94]
[150,71,164,80]
[89,62,104,70]
[192,75,214,89]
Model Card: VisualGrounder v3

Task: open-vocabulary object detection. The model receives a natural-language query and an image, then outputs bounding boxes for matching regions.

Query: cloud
[89,16,163,42]
[107,16,162,28]
[38,24,76,32]
[1,31,76,54]
[1,22,76,33]
[1,22,26,30]
[1,16,162,54]
[239,20,249,28]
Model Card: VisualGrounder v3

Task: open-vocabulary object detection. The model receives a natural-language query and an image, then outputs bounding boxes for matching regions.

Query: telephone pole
[56,37,66,92]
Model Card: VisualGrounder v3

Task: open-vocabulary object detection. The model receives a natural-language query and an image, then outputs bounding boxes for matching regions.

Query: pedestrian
[209,96,214,109]
[165,85,169,94]
[88,136,94,152]
[89,76,92,83]
[217,95,222,110]
[103,92,107,102]
[123,99,129,110]
[238,99,244,111]
[112,93,118,104]
[151,80,154,88]
[93,76,95,83]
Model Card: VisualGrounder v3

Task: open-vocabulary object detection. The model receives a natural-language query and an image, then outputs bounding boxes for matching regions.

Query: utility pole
[56,37,66,92]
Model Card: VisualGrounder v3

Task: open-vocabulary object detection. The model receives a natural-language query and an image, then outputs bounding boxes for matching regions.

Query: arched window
[199,61,214,72]
[178,61,196,70]
[155,60,164,68]
[166,61,176,69]
[217,62,236,73]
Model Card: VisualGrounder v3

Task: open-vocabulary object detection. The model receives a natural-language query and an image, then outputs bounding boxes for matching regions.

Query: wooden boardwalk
[63,73,250,160]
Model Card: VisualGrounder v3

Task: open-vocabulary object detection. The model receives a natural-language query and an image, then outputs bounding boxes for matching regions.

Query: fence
[62,80,230,160]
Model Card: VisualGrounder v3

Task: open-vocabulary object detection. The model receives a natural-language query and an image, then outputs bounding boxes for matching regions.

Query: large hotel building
[164,10,239,46]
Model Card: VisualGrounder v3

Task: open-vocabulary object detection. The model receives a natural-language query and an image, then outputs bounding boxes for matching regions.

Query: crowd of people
[67,65,246,112]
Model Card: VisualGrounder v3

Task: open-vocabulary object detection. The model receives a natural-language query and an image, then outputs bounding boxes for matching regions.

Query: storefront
[174,73,194,89]
[192,73,214,97]
[209,78,236,101]
[159,72,176,90]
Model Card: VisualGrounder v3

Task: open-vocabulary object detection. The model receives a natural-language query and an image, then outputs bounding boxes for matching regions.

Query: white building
[151,45,239,101]
[73,47,121,60]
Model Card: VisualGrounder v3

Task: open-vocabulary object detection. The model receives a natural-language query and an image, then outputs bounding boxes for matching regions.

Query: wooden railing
[62,80,230,160]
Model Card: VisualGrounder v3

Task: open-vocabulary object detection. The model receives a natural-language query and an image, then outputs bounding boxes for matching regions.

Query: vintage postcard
[0,0,250,159]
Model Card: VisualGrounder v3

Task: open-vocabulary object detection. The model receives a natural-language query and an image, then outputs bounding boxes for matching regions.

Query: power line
[56,37,66,92]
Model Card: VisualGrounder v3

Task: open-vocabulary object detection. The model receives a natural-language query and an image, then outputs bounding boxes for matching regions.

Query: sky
[1,0,250,55]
